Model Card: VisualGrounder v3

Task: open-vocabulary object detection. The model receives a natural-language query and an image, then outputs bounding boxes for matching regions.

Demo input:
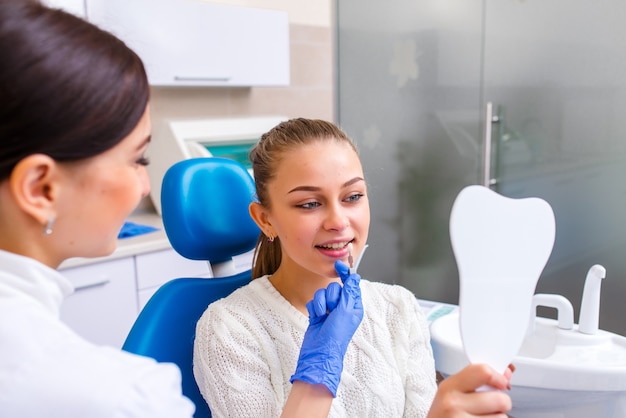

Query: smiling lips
[315,241,353,260]
[316,241,352,250]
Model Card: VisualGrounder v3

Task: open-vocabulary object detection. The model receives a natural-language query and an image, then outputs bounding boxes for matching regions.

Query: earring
[43,216,55,236]
[267,234,275,242]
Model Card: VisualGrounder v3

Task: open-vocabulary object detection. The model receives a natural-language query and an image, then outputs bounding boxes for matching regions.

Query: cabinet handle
[482,102,500,188]
[174,76,231,82]
[73,276,111,292]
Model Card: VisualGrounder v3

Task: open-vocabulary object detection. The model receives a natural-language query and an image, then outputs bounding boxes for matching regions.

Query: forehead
[100,107,151,156]
[271,140,363,189]
[120,107,151,148]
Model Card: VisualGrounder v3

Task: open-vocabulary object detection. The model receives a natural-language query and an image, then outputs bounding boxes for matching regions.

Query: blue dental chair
[122,157,260,418]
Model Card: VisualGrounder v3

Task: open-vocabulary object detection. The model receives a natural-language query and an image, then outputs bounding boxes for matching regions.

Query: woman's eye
[297,201,321,209]
[136,156,150,166]
[346,193,364,203]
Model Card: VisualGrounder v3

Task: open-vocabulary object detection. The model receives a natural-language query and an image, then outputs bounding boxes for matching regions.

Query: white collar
[0,249,74,317]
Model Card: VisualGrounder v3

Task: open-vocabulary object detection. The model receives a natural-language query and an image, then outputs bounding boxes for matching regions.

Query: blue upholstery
[122,157,260,418]
[160,158,260,263]
[122,275,250,418]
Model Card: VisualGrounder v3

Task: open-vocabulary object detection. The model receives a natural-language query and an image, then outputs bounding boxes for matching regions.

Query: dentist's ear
[249,201,274,237]
[9,154,59,227]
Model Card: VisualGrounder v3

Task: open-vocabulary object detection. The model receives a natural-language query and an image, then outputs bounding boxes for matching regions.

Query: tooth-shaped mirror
[449,185,555,374]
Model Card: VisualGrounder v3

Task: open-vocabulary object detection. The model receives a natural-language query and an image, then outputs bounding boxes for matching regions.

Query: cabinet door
[86,0,289,87]
[135,248,212,309]
[60,258,138,348]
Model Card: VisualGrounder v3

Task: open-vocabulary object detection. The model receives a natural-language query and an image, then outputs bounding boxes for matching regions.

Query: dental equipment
[349,243,369,275]
[449,185,555,375]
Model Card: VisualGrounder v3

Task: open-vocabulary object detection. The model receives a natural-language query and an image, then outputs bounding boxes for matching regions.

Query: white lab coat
[0,249,194,418]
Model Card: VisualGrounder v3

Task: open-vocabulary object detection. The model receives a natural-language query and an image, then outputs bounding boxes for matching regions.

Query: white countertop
[59,212,172,270]
[418,299,458,324]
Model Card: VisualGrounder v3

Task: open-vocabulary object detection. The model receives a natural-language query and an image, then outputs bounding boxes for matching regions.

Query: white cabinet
[86,0,290,87]
[135,248,212,309]
[59,246,215,347]
[60,257,138,348]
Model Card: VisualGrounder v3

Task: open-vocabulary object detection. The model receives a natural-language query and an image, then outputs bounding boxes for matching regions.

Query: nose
[323,202,349,231]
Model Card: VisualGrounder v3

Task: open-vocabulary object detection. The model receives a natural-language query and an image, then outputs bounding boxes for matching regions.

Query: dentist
[0,1,194,416]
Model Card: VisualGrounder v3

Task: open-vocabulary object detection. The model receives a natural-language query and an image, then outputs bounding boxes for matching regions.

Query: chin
[101,241,118,256]
[324,267,340,279]
[82,241,117,259]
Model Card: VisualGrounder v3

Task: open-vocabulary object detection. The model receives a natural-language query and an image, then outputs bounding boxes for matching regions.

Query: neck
[269,266,339,315]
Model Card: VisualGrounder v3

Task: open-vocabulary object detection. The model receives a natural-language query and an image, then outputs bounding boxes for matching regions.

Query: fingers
[308,282,343,318]
[431,364,513,417]
[326,282,341,311]
[448,363,512,392]
[335,274,363,325]
[310,288,328,317]
[335,260,361,299]
[306,261,362,322]
[434,388,512,416]
[504,363,515,384]
[334,260,350,279]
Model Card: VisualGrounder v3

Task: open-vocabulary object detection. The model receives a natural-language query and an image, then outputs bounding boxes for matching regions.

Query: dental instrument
[348,243,369,275]
[348,243,354,270]
[431,264,626,418]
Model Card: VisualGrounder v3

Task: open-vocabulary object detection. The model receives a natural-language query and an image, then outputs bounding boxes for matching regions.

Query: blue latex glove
[290,260,364,396]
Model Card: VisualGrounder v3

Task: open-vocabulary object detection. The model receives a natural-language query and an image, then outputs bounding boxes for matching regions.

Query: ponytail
[251,235,282,279]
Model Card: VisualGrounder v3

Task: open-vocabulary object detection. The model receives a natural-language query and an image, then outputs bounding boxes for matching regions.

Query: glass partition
[337,0,626,335]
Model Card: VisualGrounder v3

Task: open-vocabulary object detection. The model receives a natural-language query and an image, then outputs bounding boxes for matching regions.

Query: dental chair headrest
[161,157,260,264]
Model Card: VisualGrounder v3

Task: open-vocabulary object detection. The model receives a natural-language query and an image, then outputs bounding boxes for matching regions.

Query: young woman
[0,1,193,416]
[194,118,513,417]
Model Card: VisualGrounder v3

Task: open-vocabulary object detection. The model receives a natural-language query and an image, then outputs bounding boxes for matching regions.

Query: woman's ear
[249,201,274,237]
[9,154,59,226]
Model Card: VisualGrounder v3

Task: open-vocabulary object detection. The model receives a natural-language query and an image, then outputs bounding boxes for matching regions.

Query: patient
[0,1,193,416]
[193,118,513,417]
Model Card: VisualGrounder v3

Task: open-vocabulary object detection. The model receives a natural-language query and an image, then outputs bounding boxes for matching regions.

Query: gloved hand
[290,260,364,396]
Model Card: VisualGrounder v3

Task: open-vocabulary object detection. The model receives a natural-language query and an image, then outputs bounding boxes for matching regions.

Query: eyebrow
[287,176,365,194]
[137,135,152,150]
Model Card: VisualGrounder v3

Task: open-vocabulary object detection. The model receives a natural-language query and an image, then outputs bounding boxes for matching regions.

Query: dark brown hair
[0,0,149,180]
[249,118,358,278]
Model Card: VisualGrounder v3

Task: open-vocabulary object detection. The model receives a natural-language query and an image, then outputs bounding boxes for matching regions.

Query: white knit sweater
[193,276,437,418]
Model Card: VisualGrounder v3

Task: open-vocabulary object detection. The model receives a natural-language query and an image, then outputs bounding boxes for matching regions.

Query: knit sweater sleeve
[401,290,438,417]
[193,280,302,418]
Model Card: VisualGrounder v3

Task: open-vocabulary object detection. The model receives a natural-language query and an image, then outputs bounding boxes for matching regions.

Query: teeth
[318,242,349,250]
